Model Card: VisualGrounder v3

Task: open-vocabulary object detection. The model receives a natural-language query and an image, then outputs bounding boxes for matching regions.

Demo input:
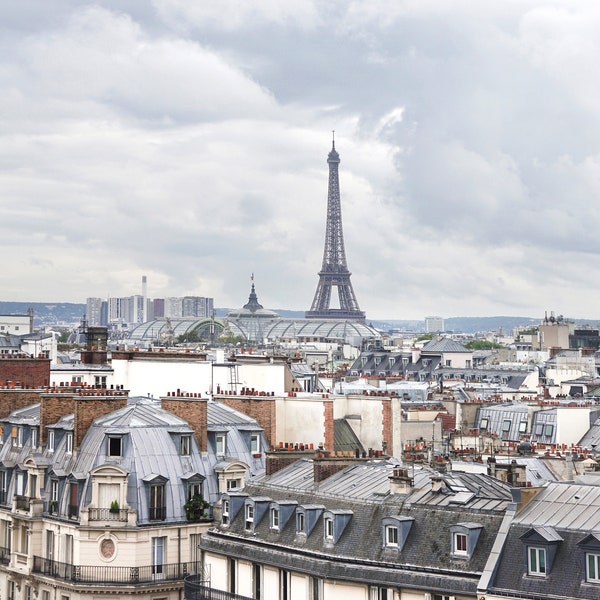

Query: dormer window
[250,434,260,454]
[454,532,468,556]
[216,434,226,455]
[48,430,55,453]
[222,499,230,526]
[31,427,38,449]
[385,525,399,547]
[66,433,73,454]
[108,436,122,457]
[520,526,563,577]
[324,517,334,539]
[382,516,414,551]
[297,512,305,534]
[450,522,483,559]
[480,417,488,430]
[245,504,254,530]
[180,435,191,456]
[577,532,600,584]
[270,507,280,530]
[14,426,23,448]
[528,547,546,576]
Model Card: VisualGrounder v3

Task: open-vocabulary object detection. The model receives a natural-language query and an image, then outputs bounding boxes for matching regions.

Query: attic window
[480,418,488,430]
[544,424,554,437]
[520,526,563,576]
[528,547,546,576]
[450,523,483,559]
[454,533,468,555]
[519,421,527,433]
[222,499,230,526]
[108,436,122,457]
[297,512,305,534]
[385,525,398,547]
[502,419,511,432]
[245,504,254,530]
[180,435,191,456]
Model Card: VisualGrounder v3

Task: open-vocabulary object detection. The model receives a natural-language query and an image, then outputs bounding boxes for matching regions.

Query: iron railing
[32,556,200,584]
[184,576,254,600]
[88,507,129,522]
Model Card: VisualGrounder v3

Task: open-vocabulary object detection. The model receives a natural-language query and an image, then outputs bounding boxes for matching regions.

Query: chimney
[487,455,496,478]
[565,452,574,482]
[431,475,444,493]
[161,395,208,453]
[389,467,413,495]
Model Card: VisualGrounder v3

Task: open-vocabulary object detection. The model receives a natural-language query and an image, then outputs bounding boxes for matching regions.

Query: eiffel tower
[306,135,365,321]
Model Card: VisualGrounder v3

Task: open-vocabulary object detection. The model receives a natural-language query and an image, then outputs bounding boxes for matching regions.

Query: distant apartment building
[86,297,104,326]
[0,314,32,335]
[425,315,444,333]
[163,296,213,319]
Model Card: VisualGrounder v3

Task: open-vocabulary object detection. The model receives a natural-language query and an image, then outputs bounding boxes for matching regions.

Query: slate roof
[422,338,471,353]
[201,459,512,596]
[487,482,600,600]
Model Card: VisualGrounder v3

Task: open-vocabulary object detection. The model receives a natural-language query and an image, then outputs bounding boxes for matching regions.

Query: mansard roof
[422,338,471,353]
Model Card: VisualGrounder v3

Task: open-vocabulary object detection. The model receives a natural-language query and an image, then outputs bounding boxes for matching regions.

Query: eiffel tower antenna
[306,136,365,321]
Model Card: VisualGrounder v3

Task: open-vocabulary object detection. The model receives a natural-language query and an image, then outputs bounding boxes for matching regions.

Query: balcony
[184,575,254,600]
[32,556,201,585]
[88,507,129,523]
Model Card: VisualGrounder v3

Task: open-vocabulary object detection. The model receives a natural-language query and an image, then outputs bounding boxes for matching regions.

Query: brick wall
[0,357,50,387]
[215,395,276,448]
[0,389,44,420]
[265,449,314,475]
[161,397,208,452]
[382,398,392,455]
[323,399,334,452]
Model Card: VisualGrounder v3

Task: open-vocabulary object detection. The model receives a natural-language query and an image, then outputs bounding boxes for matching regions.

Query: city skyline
[3,2,600,320]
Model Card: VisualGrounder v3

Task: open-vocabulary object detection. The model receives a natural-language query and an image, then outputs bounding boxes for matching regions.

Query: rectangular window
[251,434,260,454]
[31,427,38,449]
[8,581,15,600]
[108,436,122,457]
[587,553,600,582]
[245,504,254,530]
[454,532,468,555]
[216,434,226,455]
[190,533,201,564]
[222,499,230,525]
[502,419,511,432]
[310,577,323,600]
[271,507,280,529]
[69,482,79,518]
[0,471,6,504]
[386,525,399,547]
[187,482,202,501]
[66,433,73,454]
[519,421,527,433]
[370,587,391,600]
[528,546,546,575]
[253,563,262,600]
[25,586,32,600]
[228,558,236,594]
[226,479,240,491]
[544,424,554,437]
[325,517,334,539]
[297,512,305,533]
[48,430,55,453]
[149,484,166,521]
[64,534,73,564]
[15,426,23,448]
[180,435,191,456]
[152,536,166,577]
[480,417,489,430]
[280,569,289,600]
[46,530,54,561]
[43,592,50,600]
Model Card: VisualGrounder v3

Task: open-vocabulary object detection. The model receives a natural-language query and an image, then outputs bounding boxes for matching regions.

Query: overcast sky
[2,1,600,320]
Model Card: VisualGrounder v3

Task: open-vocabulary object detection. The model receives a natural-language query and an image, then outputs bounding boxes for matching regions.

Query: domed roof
[226,283,280,320]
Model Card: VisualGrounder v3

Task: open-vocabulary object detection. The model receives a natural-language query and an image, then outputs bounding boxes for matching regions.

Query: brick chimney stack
[161,394,208,453]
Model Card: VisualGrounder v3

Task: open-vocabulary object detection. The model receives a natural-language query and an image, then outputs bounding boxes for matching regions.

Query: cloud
[2,1,600,322]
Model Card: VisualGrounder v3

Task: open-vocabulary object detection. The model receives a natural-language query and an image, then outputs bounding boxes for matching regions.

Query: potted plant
[184,494,210,522]
[109,500,120,513]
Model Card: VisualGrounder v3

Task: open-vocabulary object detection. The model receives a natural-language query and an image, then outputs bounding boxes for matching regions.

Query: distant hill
[3,302,599,335]
[0,302,85,326]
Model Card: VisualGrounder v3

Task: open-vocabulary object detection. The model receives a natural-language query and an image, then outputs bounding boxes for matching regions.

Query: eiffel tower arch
[306,137,365,321]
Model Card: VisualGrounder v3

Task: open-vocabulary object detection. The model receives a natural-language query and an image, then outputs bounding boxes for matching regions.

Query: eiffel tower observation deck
[306,136,366,321]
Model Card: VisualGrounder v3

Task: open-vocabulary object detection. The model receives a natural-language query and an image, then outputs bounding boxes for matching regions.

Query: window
[64,534,73,564]
[297,511,305,533]
[465,359,471,368]
[251,434,260,454]
[222,499,230,525]
[25,586,32,600]
[280,569,289,600]
[95,375,107,387]
[324,517,334,539]
[310,577,323,600]
[48,430,55,453]
[180,435,191,456]
[152,536,166,577]
[226,478,240,491]
[8,581,15,600]
[228,558,237,593]
[69,482,79,518]
[245,504,254,530]
[587,553,600,582]
[480,417,488,430]
[15,426,23,448]
[51,479,59,502]
[43,592,50,600]
[253,563,262,599]
[216,434,226,455]
[370,586,392,600]
[149,484,166,521]
[31,428,38,449]
[108,436,122,457]
[445,359,452,367]
[46,530,55,560]
[386,525,399,547]
[454,532,468,556]
[544,424,554,437]
[66,433,73,454]
[502,419,511,432]
[0,471,7,504]
[271,507,280,529]
[187,481,202,501]
[528,546,546,576]
[519,421,527,433]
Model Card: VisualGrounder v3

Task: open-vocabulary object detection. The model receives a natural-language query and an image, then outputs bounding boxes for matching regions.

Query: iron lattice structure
[306,139,365,321]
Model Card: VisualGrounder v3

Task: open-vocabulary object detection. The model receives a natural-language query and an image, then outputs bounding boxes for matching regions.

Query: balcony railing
[0,545,10,566]
[32,557,201,584]
[88,507,129,522]
[15,495,30,511]
[184,576,254,600]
